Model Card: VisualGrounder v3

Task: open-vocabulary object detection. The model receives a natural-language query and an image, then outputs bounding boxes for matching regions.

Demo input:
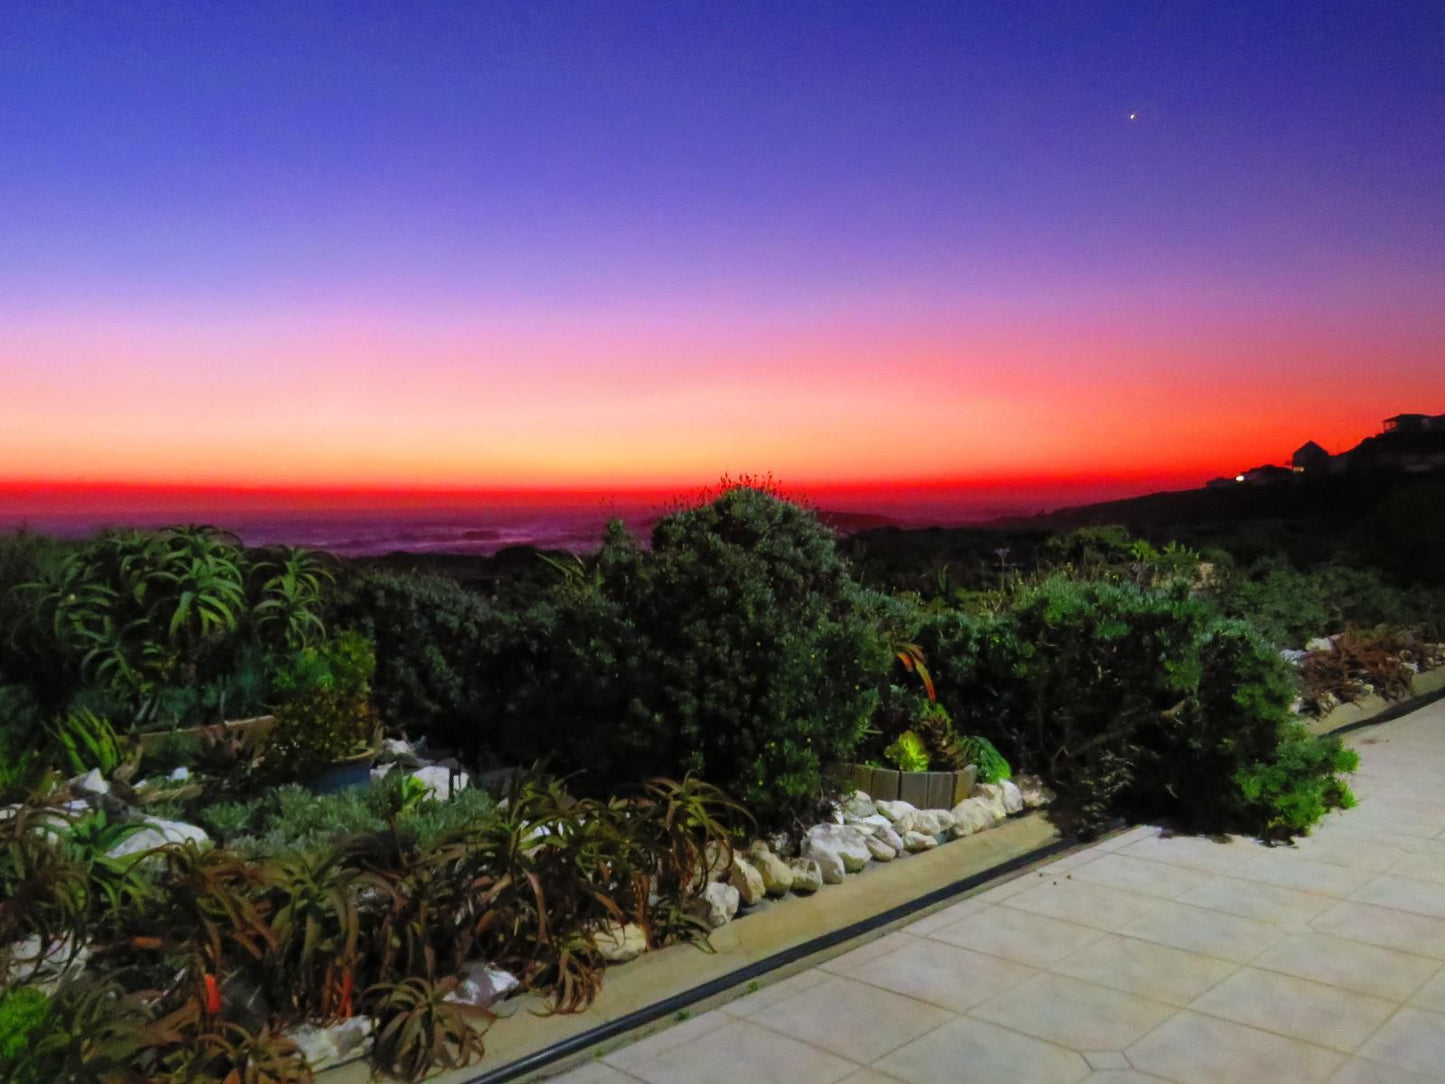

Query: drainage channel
[462,820,1120,1084]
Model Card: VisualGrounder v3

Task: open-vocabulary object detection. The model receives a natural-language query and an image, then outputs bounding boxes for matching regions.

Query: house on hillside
[1350,412,1445,474]
[1291,441,1332,474]
[1383,413,1445,433]
[1236,464,1293,485]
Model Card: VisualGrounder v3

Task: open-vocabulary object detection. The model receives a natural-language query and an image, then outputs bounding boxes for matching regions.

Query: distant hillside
[988,474,1409,533]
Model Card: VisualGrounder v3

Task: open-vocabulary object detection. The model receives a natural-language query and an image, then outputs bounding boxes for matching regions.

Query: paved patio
[542,697,1445,1083]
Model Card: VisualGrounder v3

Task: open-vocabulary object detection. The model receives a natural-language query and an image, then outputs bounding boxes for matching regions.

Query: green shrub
[0,987,51,1072]
[263,688,377,781]
[921,576,1356,837]
[884,731,929,772]
[271,629,376,702]
[957,734,1011,783]
[504,489,888,829]
[1236,727,1359,835]
[336,571,522,746]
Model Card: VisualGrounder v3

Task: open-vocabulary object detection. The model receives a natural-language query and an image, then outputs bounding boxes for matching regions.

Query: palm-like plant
[249,547,333,650]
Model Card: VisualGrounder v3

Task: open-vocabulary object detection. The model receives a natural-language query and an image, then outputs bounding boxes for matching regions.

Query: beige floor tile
[625,1018,857,1084]
[545,1062,643,1083]
[874,1015,1090,1084]
[1126,1010,1344,1083]
[1229,851,1379,897]
[1093,826,1166,852]
[929,903,1104,967]
[1311,901,1445,959]
[752,975,953,1064]
[1118,900,1283,964]
[1004,878,1162,931]
[971,871,1045,903]
[1291,835,1412,874]
[1409,966,1445,1014]
[602,1011,733,1073]
[1179,875,1336,925]
[1389,852,1445,887]
[1344,801,1445,839]
[969,972,1175,1051]
[1084,1051,1131,1069]
[721,968,832,1017]
[1082,1073,1171,1083]
[819,932,915,976]
[836,1072,907,1084]
[1070,852,1215,899]
[849,933,1035,1012]
[1313,824,1445,856]
[1117,833,1260,875]
[1356,1007,1445,1078]
[1351,875,1445,920]
[901,895,987,936]
[1252,932,1441,1001]
[1326,1055,1444,1082]
[1190,967,1397,1053]
[1051,933,1238,1006]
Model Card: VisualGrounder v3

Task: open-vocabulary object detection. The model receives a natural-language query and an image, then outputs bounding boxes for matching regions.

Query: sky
[2,1,1443,520]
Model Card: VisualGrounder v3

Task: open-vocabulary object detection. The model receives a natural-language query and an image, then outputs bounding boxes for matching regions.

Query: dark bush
[335,570,525,750]
[503,489,889,830]
[920,576,1356,837]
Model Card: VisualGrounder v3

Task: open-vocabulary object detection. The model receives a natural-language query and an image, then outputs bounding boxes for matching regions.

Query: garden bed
[316,809,1066,1084]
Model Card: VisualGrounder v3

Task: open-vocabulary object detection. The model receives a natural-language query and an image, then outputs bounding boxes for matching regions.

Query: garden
[2,485,1436,1082]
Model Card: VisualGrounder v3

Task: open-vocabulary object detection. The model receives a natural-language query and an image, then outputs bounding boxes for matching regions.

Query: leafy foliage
[956,734,1011,783]
[920,576,1356,837]
[366,978,489,1082]
[883,731,929,772]
[504,488,888,829]
[49,709,127,775]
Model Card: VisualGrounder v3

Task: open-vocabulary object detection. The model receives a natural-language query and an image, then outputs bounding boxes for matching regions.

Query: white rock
[999,780,1024,815]
[903,830,938,852]
[787,857,823,894]
[804,824,871,881]
[874,799,917,823]
[1013,775,1055,809]
[71,769,109,797]
[865,835,897,861]
[448,962,519,1008]
[950,797,997,836]
[746,842,795,896]
[1306,636,1336,653]
[843,813,893,835]
[1280,648,1308,665]
[592,922,648,962]
[108,817,210,861]
[409,764,468,801]
[876,824,905,852]
[4,935,89,985]
[912,809,954,837]
[692,881,740,928]
[380,738,416,762]
[370,765,394,783]
[729,856,766,906]
[971,784,1010,822]
[838,791,876,819]
[168,766,190,782]
[286,1017,373,1070]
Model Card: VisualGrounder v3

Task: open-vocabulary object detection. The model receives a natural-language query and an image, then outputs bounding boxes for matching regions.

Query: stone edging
[1309,666,1445,737]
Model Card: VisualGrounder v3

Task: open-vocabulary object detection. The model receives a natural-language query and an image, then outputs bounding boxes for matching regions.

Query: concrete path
[543,697,1445,1084]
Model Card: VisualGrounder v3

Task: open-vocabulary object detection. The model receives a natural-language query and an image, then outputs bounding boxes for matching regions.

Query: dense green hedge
[920,576,1357,835]
[501,491,889,829]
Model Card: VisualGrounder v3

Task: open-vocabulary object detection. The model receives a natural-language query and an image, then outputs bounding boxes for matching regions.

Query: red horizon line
[0,470,1219,499]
